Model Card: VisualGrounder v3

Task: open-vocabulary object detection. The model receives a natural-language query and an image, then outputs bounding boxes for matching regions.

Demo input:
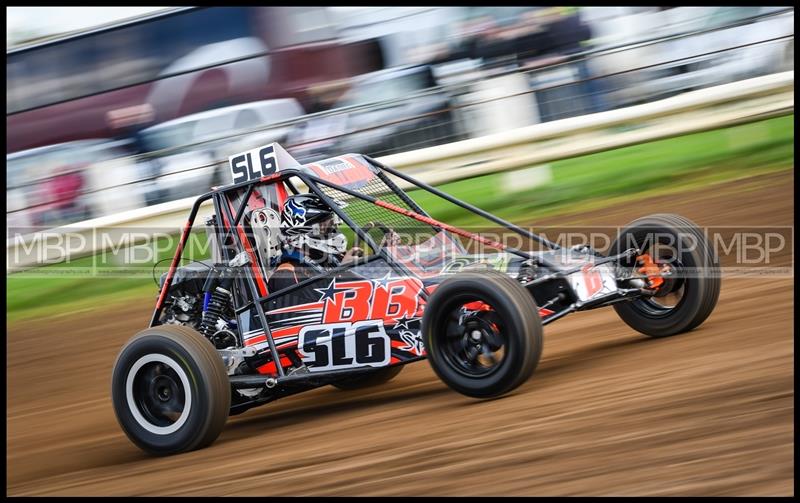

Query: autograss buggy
[111,143,721,455]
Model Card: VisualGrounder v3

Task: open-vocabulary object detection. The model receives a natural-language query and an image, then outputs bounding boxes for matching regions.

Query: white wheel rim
[125,354,193,435]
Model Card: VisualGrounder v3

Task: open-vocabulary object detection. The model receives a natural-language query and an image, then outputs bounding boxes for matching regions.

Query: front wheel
[610,213,721,337]
[111,325,231,455]
[423,270,543,398]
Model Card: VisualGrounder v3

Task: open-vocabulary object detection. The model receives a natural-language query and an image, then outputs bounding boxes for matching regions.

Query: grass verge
[6,114,794,323]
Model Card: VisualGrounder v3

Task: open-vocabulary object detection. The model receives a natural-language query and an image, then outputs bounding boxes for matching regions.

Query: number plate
[567,263,618,302]
[299,321,391,372]
[229,144,278,184]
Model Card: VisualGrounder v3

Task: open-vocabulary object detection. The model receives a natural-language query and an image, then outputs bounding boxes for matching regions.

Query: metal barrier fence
[7,70,794,270]
[6,13,795,226]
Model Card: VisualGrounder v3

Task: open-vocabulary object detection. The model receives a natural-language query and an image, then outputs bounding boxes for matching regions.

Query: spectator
[106,104,166,206]
[41,164,88,226]
[543,9,609,114]
[306,79,351,114]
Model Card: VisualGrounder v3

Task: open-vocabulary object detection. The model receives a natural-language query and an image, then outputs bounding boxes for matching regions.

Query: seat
[249,207,282,273]
[234,183,289,288]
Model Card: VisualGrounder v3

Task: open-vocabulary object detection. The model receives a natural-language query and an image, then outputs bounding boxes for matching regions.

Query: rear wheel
[423,270,543,398]
[610,213,721,337]
[111,325,230,455]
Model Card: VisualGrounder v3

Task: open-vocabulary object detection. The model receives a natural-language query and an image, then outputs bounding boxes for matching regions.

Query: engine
[159,209,282,350]
[162,292,203,328]
[158,256,207,325]
[158,251,241,349]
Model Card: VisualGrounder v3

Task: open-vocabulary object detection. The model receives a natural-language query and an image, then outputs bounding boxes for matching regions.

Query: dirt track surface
[7,171,794,496]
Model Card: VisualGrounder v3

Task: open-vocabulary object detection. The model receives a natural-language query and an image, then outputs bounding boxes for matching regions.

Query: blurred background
[6,6,794,229]
[6,8,795,496]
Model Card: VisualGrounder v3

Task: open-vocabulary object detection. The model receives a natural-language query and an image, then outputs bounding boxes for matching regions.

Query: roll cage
[151,153,642,380]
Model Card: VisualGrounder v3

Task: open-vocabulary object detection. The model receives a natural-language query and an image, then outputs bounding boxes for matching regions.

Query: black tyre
[423,270,543,398]
[331,365,404,391]
[610,213,721,337]
[111,325,231,455]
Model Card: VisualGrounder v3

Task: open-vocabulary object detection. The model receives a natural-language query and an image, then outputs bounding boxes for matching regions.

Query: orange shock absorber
[636,253,666,290]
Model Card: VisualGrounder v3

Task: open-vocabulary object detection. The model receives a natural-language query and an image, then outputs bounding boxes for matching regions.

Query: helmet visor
[310,215,340,238]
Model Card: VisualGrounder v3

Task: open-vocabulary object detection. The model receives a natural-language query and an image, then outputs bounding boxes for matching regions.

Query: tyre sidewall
[424,272,541,398]
[111,333,224,455]
[611,216,714,336]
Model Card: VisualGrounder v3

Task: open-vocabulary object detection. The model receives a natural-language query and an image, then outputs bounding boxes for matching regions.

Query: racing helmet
[280,194,347,258]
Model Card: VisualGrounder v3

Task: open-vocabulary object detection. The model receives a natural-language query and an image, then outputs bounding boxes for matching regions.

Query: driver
[267,194,363,293]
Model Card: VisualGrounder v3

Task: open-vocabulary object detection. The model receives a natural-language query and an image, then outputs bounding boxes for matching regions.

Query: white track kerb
[125,354,193,435]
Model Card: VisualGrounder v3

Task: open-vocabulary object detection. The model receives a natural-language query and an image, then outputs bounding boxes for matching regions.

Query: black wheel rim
[438,295,507,378]
[132,360,187,428]
[632,242,687,317]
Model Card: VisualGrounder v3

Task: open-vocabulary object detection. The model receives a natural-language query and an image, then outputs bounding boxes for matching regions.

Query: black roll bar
[365,155,563,251]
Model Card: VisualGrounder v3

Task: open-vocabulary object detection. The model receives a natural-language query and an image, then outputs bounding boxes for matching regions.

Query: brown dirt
[6,170,794,496]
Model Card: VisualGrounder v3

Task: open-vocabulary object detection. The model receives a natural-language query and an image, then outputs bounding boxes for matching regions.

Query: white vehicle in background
[139,98,305,201]
[630,6,794,102]
[583,6,794,107]
[7,139,146,229]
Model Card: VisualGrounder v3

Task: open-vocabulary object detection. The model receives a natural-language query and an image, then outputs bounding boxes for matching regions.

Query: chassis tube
[298,172,427,292]
[365,156,562,251]
[217,182,255,249]
[522,248,640,288]
[303,173,536,261]
[150,192,213,327]
[214,192,286,377]
[230,357,426,389]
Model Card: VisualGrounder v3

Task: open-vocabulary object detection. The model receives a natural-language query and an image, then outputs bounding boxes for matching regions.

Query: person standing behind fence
[544,8,609,114]
[106,104,166,206]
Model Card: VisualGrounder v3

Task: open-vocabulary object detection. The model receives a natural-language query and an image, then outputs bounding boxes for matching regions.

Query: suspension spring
[198,286,231,339]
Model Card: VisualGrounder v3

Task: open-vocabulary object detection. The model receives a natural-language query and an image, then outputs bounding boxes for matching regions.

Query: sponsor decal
[315,275,424,324]
[317,159,351,175]
[305,155,376,190]
[283,197,307,227]
[271,274,426,371]
[396,321,425,356]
